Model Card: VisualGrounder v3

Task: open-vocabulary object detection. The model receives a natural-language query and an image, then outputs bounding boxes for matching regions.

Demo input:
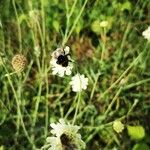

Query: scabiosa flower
[50,46,73,77]
[42,119,85,150]
[69,74,88,92]
[113,120,124,133]
[142,26,150,41]
[11,54,27,72]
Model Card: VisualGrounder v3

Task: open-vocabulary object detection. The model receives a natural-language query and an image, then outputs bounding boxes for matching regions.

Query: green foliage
[127,125,145,140]
[0,0,150,149]
[133,143,150,150]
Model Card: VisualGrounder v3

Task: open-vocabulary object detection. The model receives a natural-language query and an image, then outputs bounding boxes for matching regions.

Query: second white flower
[69,74,88,92]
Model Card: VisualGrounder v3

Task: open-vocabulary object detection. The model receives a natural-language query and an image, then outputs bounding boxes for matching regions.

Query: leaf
[121,1,132,11]
[132,143,150,150]
[127,125,145,140]
[52,20,60,32]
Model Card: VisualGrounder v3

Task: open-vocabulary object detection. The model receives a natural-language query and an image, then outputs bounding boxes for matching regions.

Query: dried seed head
[11,54,27,72]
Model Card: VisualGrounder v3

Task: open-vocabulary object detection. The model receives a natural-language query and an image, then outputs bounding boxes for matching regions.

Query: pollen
[11,54,27,72]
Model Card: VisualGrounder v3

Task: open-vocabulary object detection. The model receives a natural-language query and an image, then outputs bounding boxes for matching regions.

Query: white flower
[69,74,88,92]
[142,26,150,41]
[42,119,85,150]
[113,120,124,133]
[50,46,73,77]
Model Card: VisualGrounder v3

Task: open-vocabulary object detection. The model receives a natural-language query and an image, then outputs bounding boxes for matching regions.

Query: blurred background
[0,0,150,150]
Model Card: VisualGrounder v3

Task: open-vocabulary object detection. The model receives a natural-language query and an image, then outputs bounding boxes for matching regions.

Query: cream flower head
[42,119,85,150]
[113,120,124,133]
[142,26,150,41]
[69,74,88,92]
[50,46,73,77]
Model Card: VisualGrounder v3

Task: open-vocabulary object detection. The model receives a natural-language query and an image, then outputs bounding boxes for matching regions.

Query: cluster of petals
[69,74,88,92]
[42,119,85,150]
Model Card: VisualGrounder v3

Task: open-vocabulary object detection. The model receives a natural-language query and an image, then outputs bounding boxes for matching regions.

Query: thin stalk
[127,99,139,116]
[99,51,143,100]
[100,27,107,62]
[63,0,88,45]
[84,98,138,143]
[2,60,35,149]
[72,92,80,125]
[89,73,100,102]
[63,0,78,46]
[32,82,42,127]
[65,94,78,119]
[123,78,150,90]
[72,73,83,124]
[12,0,22,52]
[40,0,46,72]
[44,63,49,138]
[117,23,131,63]
[104,87,122,115]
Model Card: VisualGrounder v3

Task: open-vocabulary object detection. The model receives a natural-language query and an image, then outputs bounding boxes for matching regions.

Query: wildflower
[113,120,124,133]
[50,46,73,77]
[99,21,108,28]
[69,74,88,92]
[42,119,85,150]
[142,26,150,41]
[11,54,27,72]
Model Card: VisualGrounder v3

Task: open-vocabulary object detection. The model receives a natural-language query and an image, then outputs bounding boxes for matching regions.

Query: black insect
[56,49,71,67]
[60,133,76,150]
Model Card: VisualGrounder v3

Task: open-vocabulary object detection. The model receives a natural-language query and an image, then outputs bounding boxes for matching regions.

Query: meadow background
[0,0,150,149]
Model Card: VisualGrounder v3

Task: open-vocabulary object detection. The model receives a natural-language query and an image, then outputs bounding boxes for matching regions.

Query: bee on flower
[42,119,85,150]
[50,46,73,77]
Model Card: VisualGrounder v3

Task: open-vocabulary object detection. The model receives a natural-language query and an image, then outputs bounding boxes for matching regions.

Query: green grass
[0,0,150,149]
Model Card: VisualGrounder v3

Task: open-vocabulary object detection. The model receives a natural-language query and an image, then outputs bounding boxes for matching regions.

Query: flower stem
[72,92,81,125]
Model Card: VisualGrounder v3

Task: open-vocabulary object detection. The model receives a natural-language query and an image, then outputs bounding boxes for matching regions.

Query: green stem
[12,0,22,52]
[104,87,122,115]
[63,0,78,46]
[99,51,143,100]
[2,59,35,149]
[32,82,42,127]
[44,63,49,138]
[123,78,150,90]
[62,0,88,45]
[65,94,78,119]
[89,73,100,102]
[72,92,81,125]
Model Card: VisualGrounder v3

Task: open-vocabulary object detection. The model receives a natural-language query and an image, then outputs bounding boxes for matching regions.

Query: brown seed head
[11,54,27,72]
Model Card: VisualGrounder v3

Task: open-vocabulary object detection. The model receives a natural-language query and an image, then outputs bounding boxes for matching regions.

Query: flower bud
[11,54,27,72]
